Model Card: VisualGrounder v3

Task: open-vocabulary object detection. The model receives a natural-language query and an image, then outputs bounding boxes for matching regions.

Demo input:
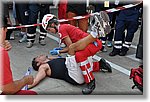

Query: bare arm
[1,75,33,94]
[59,37,72,54]
[28,66,47,89]
[59,47,69,53]
[48,56,58,60]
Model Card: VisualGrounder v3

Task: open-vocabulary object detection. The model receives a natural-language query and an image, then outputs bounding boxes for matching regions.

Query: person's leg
[109,13,126,56]
[39,4,50,45]
[75,51,95,83]
[107,13,116,47]
[68,12,110,55]
[120,20,139,56]
[120,9,139,56]
[26,4,39,48]
[74,41,102,94]
[58,1,67,19]
[17,3,29,43]
[92,59,112,73]
[75,50,95,94]
[68,34,97,55]
[15,90,37,95]
[99,37,107,52]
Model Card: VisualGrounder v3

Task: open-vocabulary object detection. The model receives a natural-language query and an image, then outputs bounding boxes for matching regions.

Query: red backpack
[129,65,143,92]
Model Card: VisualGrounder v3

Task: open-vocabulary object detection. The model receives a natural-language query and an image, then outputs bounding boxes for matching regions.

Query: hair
[32,58,40,71]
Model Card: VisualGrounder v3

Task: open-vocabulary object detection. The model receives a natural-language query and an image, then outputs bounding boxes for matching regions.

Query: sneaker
[26,42,33,48]
[19,34,27,43]
[99,11,111,34]
[39,40,46,46]
[9,32,15,40]
[91,11,111,38]
[107,41,112,47]
[101,47,107,52]
[91,13,105,38]
[82,79,95,95]
[99,58,112,73]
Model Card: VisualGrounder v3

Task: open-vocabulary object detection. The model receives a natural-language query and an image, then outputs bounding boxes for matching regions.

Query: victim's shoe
[99,58,112,73]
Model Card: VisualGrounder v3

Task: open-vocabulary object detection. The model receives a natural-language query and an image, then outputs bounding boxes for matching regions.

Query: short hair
[32,58,40,71]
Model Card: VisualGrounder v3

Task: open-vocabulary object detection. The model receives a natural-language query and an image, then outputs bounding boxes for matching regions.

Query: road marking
[92,55,130,76]
[36,29,60,42]
[45,32,131,76]
[131,45,137,49]
[126,54,142,62]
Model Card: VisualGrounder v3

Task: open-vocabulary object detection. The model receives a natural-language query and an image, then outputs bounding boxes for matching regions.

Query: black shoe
[99,58,112,73]
[82,79,95,95]
[119,47,129,56]
[119,51,127,56]
[109,48,120,56]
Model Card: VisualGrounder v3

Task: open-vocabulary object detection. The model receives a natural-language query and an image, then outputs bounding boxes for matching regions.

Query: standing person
[42,12,111,94]
[66,1,88,32]
[26,2,50,48]
[0,17,37,95]
[109,1,140,56]
[3,3,13,40]
[15,2,29,43]
[58,0,67,20]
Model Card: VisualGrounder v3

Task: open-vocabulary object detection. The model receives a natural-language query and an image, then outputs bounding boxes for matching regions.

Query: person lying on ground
[28,55,112,90]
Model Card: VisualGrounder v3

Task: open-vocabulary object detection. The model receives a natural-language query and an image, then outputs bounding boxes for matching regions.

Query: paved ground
[8,27,142,95]
[7,7,143,95]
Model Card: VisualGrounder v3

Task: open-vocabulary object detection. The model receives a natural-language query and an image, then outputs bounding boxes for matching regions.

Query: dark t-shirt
[47,58,78,85]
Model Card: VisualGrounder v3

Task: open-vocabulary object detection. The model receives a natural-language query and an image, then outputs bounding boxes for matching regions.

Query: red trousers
[58,0,67,19]
[1,90,37,95]
[75,39,102,83]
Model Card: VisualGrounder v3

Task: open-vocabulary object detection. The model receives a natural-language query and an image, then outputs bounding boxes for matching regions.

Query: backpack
[129,65,143,92]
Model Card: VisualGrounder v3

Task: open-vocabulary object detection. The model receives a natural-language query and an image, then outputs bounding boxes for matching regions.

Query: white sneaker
[39,40,46,46]
[99,11,111,34]
[91,14,104,38]
[100,46,107,52]
[19,34,27,43]
[26,42,33,48]
[91,11,111,38]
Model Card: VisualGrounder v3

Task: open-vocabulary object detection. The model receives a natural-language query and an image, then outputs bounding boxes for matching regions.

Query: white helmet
[42,14,58,30]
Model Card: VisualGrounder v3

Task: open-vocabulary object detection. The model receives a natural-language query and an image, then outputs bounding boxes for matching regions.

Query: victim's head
[32,55,48,71]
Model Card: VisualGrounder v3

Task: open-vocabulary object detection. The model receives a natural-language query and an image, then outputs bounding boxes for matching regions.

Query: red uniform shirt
[58,24,88,43]
[0,46,13,86]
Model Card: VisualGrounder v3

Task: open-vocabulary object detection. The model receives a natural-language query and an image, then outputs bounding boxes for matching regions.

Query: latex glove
[53,47,63,50]
[50,49,59,55]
